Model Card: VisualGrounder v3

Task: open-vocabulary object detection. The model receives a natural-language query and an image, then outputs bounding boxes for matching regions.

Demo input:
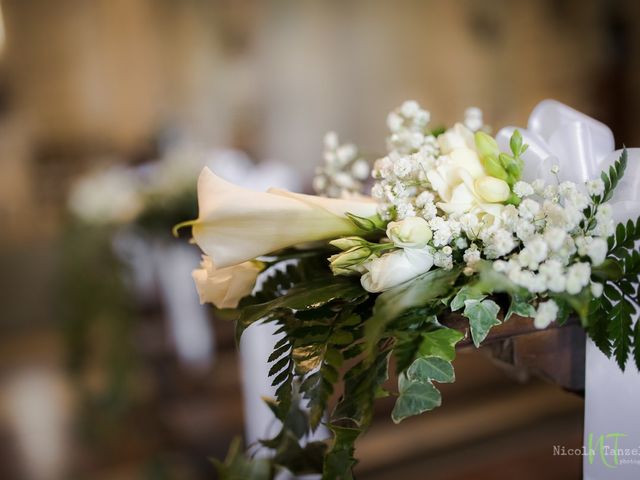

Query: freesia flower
[189,168,378,268]
[192,255,263,309]
[360,247,434,293]
[427,125,509,218]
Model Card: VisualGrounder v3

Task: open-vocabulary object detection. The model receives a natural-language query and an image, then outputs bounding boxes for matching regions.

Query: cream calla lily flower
[189,168,378,268]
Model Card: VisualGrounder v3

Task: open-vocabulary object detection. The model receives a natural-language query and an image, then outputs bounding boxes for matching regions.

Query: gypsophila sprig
[182,101,640,480]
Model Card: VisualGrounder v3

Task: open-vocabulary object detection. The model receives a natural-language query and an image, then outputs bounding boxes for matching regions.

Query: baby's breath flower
[543,227,567,252]
[315,132,369,197]
[434,249,454,270]
[532,179,546,194]
[539,259,566,292]
[566,262,591,294]
[415,191,435,208]
[454,237,469,250]
[586,178,605,197]
[586,237,608,265]
[463,244,481,266]
[591,282,604,298]
[534,300,559,329]
[518,198,541,220]
[463,107,485,132]
[513,181,534,198]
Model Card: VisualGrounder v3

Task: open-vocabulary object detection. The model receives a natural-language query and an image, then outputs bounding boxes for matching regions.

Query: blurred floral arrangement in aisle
[56,142,301,476]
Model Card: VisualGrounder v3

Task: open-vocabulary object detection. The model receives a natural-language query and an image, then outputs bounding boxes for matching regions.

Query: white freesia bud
[329,246,373,274]
[330,236,368,251]
[360,247,434,293]
[190,168,377,268]
[386,217,433,248]
[192,256,262,309]
[474,176,511,203]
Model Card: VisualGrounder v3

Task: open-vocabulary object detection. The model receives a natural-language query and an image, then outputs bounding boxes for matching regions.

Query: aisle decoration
[178,101,640,479]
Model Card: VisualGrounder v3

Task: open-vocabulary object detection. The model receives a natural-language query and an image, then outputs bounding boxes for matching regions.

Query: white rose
[192,255,262,309]
[360,247,434,293]
[189,168,378,268]
[386,217,433,248]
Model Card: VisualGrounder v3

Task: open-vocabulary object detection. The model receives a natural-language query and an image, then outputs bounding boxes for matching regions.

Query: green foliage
[138,188,198,235]
[450,285,486,311]
[601,148,627,203]
[417,327,465,362]
[322,425,361,480]
[364,267,461,354]
[237,275,366,339]
[505,295,535,321]
[582,149,628,231]
[391,356,455,423]
[333,350,391,427]
[585,211,640,371]
[474,129,526,187]
[213,438,273,480]
[392,375,441,424]
[345,212,386,232]
[608,298,635,369]
[56,221,138,442]
[463,298,501,347]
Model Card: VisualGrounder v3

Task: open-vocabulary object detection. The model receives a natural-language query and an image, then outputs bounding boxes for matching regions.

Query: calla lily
[187,167,378,268]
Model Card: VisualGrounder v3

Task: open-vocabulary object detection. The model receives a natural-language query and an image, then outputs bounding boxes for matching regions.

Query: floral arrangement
[177,101,640,479]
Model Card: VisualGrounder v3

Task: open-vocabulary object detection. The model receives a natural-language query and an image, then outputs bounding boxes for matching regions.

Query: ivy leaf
[505,295,535,321]
[365,267,461,354]
[391,356,455,423]
[406,356,455,383]
[391,376,441,424]
[450,285,486,311]
[463,298,501,347]
[417,327,465,362]
[322,425,361,480]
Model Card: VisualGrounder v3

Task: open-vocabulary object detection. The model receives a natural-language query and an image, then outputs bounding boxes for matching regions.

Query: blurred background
[1,0,639,479]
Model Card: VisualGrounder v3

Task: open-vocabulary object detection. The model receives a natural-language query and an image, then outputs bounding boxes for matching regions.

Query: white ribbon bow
[496,99,640,222]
